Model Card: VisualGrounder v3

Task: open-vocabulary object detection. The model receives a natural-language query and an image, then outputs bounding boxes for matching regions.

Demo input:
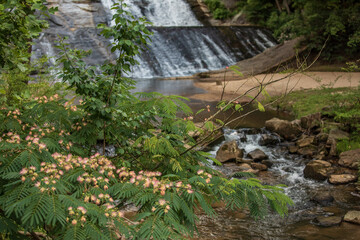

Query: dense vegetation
[0,1,292,239]
[205,0,360,60]
[274,61,360,154]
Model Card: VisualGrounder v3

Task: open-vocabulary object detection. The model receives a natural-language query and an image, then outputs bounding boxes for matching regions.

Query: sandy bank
[190,71,360,102]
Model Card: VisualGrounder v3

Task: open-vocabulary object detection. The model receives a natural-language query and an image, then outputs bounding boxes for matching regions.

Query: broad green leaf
[257,101,265,112]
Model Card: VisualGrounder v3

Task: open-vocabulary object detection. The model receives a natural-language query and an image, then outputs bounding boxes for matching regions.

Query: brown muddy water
[134,79,360,240]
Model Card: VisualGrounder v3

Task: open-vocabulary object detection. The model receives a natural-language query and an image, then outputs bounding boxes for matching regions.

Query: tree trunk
[275,0,282,12]
[283,0,291,14]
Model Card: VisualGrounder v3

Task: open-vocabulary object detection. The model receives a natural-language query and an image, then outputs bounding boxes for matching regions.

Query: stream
[196,128,360,240]
[135,78,360,239]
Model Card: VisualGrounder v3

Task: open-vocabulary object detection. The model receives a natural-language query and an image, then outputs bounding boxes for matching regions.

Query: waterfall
[129,26,276,78]
[33,0,277,79]
[99,0,277,78]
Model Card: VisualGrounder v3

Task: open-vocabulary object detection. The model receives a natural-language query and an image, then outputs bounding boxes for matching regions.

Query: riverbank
[189,71,360,102]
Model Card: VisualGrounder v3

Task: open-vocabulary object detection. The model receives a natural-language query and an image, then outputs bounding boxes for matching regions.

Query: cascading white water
[33,1,277,79]
[99,0,278,79]
[101,0,202,26]
[209,128,326,206]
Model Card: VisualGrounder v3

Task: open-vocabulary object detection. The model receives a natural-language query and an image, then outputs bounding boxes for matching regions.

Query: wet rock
[303,160,333,181]
[338,149,360,170]
[250,163,268,171]
[261,160,273,168]
[238,163,252,171]
[296,136,315,148]
[328,174,357,185]
[216,140,244,163]
[247,149,268,162]
[301,112,321,130]
[265,118,302,140]
[344,211,360,225]
[288,145,298,154]
[297,146,317,158]
[311,192,334,206]
[314,216,342,227]
[259,134,279,146]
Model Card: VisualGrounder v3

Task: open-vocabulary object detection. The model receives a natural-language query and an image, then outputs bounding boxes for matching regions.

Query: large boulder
[265,118,302,140]
[328,174,357,185]
[338,149,360,170]
[344,211,360,225]
[216,140,243,163]
[303,160,333,181]
[247,149,268,162]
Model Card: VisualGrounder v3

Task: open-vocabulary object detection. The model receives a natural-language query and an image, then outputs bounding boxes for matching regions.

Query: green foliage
[237,0,360,60]
[0,1,293,239]
[204,0,233,20]
[0,0,57,72]
[337,137,360,153]
[276,86,360,152]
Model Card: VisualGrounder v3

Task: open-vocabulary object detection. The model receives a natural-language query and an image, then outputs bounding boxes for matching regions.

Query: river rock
[314,216,342,227]
[300,112,321,130]
[238,163,252,171]
[261,160,273,168]
[296,136,315,148]
[247,149,268,162]
[259,134,279,146]
[328,174,357,185]
[325,129,350,156]
[338,149,360,170]
[265,118,302,140]
[250,163,268,171]
[288,145,298,154]
[315,132,329,144]
[311,192,334,206]
[344,211,360,225]
[216,140,243,163]
[297,146,317,158]
[303,160,333,181]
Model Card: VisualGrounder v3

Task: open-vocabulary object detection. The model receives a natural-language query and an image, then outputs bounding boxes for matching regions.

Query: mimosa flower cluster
[34,94,59,103]
[67,206,88,226]
[117,167,197,195]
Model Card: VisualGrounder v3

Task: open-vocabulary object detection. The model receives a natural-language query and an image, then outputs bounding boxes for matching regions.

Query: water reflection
[132,78,205,96]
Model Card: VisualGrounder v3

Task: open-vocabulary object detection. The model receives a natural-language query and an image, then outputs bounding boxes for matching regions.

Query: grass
[271,86,360,154]
[275,87,360,118]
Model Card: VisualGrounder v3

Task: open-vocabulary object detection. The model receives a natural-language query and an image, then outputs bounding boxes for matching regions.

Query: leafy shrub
[238,0,360,60]
[0,1,293,239]
[204,0,232,20]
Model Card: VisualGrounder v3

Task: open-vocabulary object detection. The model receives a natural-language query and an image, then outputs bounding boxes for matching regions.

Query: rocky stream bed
[195,113,360,239]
